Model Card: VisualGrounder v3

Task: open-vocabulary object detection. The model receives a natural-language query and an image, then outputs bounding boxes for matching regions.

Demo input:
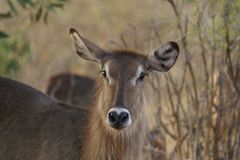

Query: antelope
[46,73,95,107]
[0,28,179,160]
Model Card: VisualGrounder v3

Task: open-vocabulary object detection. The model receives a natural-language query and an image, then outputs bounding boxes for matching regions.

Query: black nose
[108,111,130,129]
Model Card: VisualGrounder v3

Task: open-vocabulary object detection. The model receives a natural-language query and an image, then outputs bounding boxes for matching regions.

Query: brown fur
[0,77,87,160]
[46,73,95,107]
[79,51,148,160]
[0,52,148,160]
[0,29,179,159]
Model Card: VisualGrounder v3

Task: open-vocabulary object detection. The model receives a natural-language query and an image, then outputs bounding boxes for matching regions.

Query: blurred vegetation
[0,0,67,77]
[0,34,30,77]
[146,0,240,159]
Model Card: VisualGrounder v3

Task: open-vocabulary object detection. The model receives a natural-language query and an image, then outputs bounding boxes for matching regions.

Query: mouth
[109,123,126,130]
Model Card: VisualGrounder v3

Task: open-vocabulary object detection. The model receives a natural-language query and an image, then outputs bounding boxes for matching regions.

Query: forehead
[103,51,147,74]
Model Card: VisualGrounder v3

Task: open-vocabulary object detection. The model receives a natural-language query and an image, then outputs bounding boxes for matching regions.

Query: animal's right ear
[69,28,107,63]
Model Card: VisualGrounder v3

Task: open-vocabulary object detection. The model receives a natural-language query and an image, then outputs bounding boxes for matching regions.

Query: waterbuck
[0,28,179,160]
[46,73,95,107]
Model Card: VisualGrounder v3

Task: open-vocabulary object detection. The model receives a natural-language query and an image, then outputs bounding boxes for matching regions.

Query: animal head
[69,28,179,131]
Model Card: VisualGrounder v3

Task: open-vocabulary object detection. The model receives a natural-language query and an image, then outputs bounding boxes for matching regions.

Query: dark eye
[138,72,146,81]
[101,70,107,78]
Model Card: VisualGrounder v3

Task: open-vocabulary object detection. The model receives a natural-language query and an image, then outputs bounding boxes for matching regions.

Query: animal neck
[82,113,145,160]
[81,86,146,160]
[81,81,146,160]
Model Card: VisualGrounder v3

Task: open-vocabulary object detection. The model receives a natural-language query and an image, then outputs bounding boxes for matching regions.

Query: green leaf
[17,0,35,8]
[7,0,18,15]
[17,0,26,8]
[35,5,43,21]
[0,31,9,39]
[0,11,12,19]
[48,3,64,10]
[43,11,49,23]
[6,59,19,73]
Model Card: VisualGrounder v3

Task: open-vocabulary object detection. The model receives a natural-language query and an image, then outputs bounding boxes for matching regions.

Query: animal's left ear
[148,42,179,72]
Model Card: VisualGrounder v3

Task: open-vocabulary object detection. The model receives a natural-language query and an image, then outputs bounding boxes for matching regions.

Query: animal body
[0,28,179,160]
[46,73,95,107]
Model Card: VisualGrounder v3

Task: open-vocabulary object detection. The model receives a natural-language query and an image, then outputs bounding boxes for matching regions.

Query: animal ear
[69,28,107,63]
[148,42,179,72]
